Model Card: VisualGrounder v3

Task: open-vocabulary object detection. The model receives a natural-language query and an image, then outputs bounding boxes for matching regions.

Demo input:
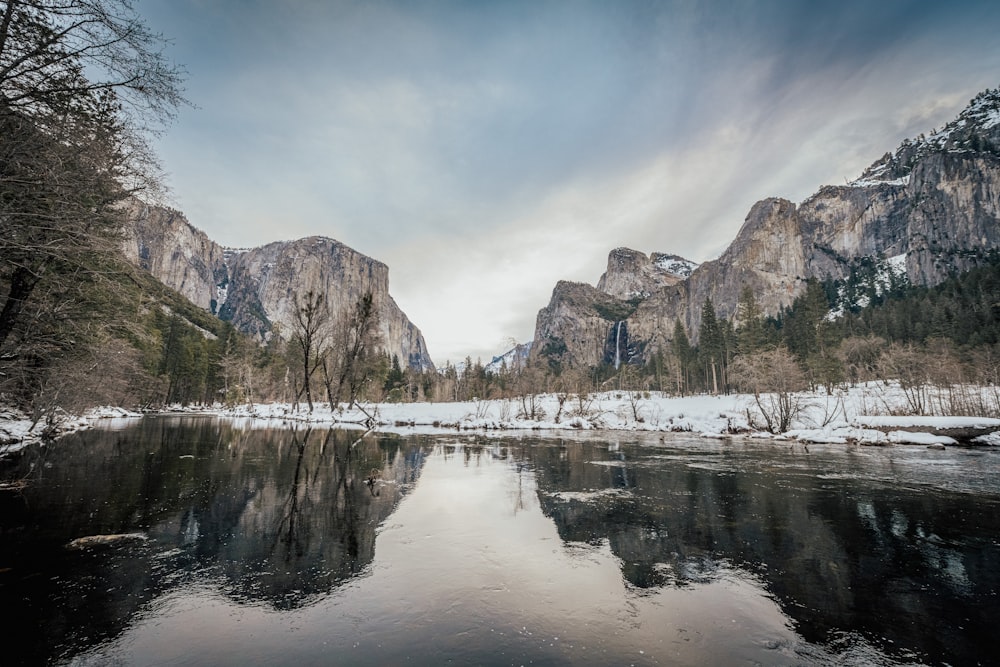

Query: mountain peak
[125,203,434,370]
[596,248,698,300]
[854,86,1000,185]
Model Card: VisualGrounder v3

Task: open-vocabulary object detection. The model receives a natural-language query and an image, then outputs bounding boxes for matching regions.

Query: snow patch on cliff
[827,253,907,320]
[486,342,532,374]
[848,174,910,188]
[653,254,698,278]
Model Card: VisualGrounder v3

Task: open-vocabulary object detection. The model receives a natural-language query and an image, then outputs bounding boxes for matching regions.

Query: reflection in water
[0,419,426,663]
[530,440,1000,665]
[0,420,998,665]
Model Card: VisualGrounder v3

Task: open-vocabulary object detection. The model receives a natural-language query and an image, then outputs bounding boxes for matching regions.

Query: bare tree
[877,343,930,415]
[291,290,328,413]
[0,0,185,338]
[322,292,382,410]
[731,347,808,433]
[614,363,647,422]
[0,1,185,128]
[836,335,886,385]
[0,103,126,348]
[513,365,546,421]
[0,1,185,409]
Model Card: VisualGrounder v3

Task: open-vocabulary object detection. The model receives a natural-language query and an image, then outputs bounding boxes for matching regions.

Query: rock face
[221,237,432,370]
[596,248,698,300]
[123,205,434,370]
[485,341,532,374]
[121,201,227,312]
[533,281,646,370]
[532,86,1000,369]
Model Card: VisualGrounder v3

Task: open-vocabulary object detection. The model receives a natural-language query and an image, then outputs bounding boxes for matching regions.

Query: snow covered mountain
[595,248,699,300]
[485,342,532,374]
[532,85,1000,369]
[854,87,1000,186]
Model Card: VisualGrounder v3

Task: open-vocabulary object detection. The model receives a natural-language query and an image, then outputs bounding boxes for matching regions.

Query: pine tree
[671,318,694,395]
[698,299,724,394]
[384,353,405,394]
[735,286,768,355]
[782,280,843,390]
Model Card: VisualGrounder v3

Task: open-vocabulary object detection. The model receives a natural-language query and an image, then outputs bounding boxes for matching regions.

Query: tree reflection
[212,426,422,608]
[3,426,999,667]
[272,427,313,563]
[0,419,431,664]
[522,439,1000,665]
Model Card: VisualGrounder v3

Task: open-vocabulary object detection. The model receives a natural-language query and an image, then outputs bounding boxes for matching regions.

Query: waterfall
[614,321,623,370]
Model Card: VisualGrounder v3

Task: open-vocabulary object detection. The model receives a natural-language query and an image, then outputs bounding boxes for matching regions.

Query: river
[1,416,998,665]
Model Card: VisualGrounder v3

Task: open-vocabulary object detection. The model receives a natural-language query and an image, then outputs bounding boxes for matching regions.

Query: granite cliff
[532,86,1000,369]
[121,202,226,313]
[595,248,697,300]
[122,204,434,370]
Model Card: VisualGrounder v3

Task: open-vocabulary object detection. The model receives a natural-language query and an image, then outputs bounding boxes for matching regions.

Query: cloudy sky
[139,0,1000,365]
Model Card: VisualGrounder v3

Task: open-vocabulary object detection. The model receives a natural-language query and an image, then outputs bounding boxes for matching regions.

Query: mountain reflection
[0,419,428,663]
[525,438,1000,665]
[3,423,999,666]
[140,424,426,608]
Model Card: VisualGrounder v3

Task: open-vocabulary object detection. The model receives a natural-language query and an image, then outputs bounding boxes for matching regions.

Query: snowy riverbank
[3,383,1000,456]
[0,406,141,455]
[214,382,1000,446]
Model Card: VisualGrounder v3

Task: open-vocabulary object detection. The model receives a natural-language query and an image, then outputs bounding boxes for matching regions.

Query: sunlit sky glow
[140,0,1000,365]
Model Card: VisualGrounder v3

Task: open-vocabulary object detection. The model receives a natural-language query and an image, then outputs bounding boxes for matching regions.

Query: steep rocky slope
[532,86,1000,369]
[532,281,643,371]
[121,201,227,312]
[595,248,697,300]
[122,204,433,370]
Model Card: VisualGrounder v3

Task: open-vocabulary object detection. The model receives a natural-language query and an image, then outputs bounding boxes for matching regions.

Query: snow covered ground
[0,406,141,455]
[3,382,999,455]
[213,382,1000,446]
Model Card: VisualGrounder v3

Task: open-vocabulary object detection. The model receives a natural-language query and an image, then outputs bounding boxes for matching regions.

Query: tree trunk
[0,265,40,349]
[321,357,337,408]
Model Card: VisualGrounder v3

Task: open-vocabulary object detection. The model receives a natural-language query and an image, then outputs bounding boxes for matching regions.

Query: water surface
[1,417,998,665]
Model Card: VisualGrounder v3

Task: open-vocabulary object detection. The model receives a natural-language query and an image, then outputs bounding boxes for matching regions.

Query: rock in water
[66,533,149,550]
